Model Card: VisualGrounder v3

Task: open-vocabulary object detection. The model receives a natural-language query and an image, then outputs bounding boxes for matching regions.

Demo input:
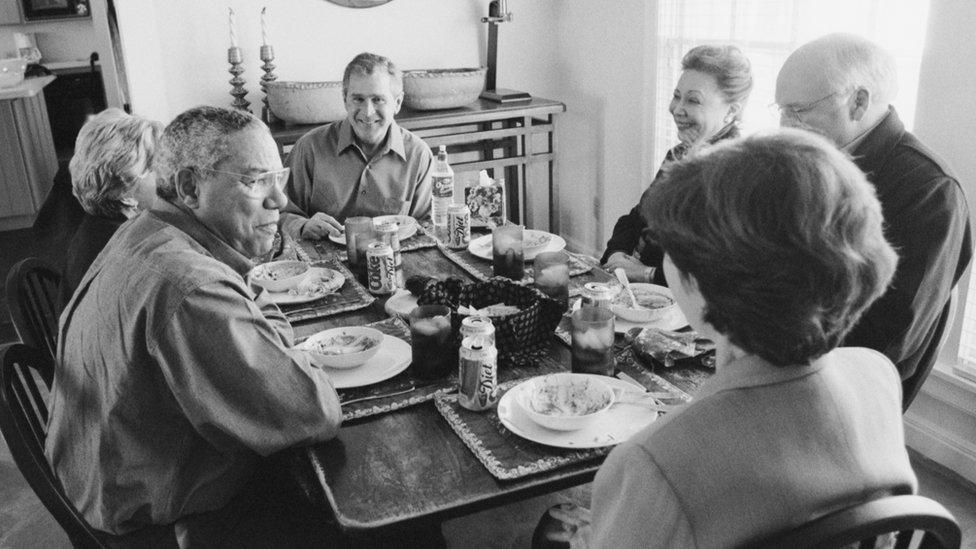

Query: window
[653,0,930,167]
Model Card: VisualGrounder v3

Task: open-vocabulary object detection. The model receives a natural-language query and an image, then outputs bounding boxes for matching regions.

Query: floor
[1,179,974,548]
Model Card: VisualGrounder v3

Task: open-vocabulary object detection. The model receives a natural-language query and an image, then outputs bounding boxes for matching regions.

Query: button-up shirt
[46,201,342,536]
[281,119,433,238]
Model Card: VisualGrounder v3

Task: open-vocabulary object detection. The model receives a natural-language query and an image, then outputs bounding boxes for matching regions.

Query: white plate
[257,267,345,305]
[320,335,411,389]
[384,289,419,318]
[497,374,659,449]
[610,284,688,333]
[373,215,419,241]
[467,231,567,262]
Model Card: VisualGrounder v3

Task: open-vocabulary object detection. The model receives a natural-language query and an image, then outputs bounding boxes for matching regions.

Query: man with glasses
[47,106,343,544]
[775,33,972,405]
[282,52,434,239]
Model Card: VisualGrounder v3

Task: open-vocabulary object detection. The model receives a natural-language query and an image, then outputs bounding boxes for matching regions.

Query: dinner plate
[373,215,419,241]
[319,335,411,389]
[384,289,419,318]
[256,267,346,305]
[467,231,567,262]
[497,374,659,449]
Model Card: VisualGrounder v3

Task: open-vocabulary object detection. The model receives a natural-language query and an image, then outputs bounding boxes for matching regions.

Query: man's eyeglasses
[198,167,290,197]
[770,89,850,121]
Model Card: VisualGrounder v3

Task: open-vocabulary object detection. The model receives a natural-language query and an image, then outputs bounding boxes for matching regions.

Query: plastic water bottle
[431,145,454,242]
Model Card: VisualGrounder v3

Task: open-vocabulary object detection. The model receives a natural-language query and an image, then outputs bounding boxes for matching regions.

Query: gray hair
[342,52,403,99]
[682,45,753,116]
[154,106,264,200]
[642,128,896,366]
[801,33,898,105]
[69,108,162,218]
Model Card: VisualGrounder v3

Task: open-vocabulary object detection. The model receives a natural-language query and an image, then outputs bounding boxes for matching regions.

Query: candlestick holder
[259,45,278,125]
[227,47,251,113]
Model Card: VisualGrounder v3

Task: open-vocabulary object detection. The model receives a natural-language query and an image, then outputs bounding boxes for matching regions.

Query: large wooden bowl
[402,67,486,111]
[266,80,345,124]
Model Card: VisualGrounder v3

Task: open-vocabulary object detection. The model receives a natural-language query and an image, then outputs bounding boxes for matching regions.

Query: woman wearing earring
[601,45,752,284]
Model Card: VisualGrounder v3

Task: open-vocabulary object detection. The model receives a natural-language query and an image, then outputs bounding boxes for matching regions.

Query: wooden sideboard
[270,97,566,231]
[0,76,58,231]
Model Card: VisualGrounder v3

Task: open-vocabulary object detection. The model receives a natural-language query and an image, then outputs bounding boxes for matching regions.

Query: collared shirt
[842,111,887,153]
[46,201,342,536]
[588,348,916,548]
[281,118,433,238]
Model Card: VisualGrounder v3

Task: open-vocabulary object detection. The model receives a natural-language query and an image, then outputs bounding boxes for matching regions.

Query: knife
[615,372,671,400]
[340,385,417,406]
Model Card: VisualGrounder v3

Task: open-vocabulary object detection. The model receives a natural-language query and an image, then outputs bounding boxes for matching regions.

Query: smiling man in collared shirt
[282,52,433,240]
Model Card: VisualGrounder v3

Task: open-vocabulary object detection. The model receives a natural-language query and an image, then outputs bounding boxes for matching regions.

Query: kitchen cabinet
[0,75,57,230]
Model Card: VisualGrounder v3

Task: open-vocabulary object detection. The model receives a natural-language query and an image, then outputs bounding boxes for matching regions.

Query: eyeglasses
[198,167,290,197]
[771,89,850,121]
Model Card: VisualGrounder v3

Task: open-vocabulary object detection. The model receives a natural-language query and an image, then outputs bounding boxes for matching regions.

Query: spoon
[614,268,645,310]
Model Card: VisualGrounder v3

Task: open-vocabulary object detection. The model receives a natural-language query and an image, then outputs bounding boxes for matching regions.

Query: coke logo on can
[366,241,396,295]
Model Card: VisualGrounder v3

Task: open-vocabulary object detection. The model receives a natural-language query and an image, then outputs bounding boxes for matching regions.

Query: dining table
[273,226,713,545]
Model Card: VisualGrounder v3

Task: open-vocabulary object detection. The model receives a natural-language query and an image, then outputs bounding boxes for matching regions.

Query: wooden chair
[4,257,62,360]
[743,494,961,549]
[0,342,108,548]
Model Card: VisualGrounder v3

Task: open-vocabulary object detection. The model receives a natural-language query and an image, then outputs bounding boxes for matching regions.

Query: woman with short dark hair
[563,129,917,548]
[602,44,753,284]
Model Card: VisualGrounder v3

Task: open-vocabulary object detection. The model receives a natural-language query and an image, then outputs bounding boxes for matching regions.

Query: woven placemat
[297,221,439,262]
[437,244,600,297]
[276,259,375,322]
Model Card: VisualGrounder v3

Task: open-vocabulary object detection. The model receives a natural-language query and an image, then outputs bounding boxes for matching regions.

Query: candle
[261,6,269,46]
[228,7,238,49]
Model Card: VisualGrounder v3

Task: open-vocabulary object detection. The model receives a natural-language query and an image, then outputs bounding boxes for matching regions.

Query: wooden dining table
[281,234,709,544]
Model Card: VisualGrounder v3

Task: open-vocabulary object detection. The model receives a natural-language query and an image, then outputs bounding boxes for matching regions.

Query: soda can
[458,336,498,411]
[581,282,620,309]
[446,204,471,250]
[365,241,397,295]
[460,315,496,347]
[374,221,404,288]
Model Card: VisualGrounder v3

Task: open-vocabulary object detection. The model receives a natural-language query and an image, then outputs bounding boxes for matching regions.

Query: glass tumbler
[409,305,455,380]
[492,224,524,280]
[533,251,570,310]
[344,216,374,270]
[570,307,616,376]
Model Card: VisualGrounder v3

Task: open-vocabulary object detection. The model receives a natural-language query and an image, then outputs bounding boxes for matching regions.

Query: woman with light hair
[539,129,917,548]
[601,44,752,285]
[58,108,163,309]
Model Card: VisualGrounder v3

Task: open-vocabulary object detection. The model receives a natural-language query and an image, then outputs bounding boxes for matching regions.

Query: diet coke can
[460,315,496,347]
[581,282,619,309]
[458,336,498,411]
[374,220,405,287]
[446,204,471,250]
[366,241,396,295]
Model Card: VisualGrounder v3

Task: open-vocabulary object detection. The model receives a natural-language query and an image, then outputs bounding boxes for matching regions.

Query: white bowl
[518,373,615,431]
[249,260,311,293]
[373,215,418,241]
[299,327,384,369]
[611,283,677,323]
[0,58,27,89]
[402,67,486,110]
[266,81,345,125]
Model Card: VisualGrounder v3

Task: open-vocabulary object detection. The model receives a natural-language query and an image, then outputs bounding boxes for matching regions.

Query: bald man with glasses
[775,33,972,407]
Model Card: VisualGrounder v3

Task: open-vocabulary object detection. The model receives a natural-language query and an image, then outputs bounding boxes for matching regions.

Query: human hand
[541,503,592,549]
[602,252,650,283]
[301,212,343,240]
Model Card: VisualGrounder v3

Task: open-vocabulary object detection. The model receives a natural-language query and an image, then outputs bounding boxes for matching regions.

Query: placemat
[277,259,375,322]
[308,317,456,422]
[299,221,440,262]
[437,244,601,297]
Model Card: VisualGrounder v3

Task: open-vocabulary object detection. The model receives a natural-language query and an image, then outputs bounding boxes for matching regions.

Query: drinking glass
[492,224,524,280]
[344,216,374,269]
[533,251,570,310]
[409,305,455,380]
[570,307,616,376]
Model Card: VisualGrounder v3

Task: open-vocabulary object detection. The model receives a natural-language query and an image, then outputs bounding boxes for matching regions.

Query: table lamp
[480,0,531,103]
